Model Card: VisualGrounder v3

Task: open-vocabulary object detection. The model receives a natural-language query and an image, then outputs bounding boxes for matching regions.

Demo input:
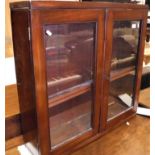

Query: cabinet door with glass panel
[100,10,147,130]
[31,9,104,154]
[46,22,97,149]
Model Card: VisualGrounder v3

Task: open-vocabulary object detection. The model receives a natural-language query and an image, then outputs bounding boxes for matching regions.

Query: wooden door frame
[100,9,148,131]
[30,9,105,155]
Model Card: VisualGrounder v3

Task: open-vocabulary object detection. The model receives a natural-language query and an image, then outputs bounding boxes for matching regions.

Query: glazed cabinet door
[100,10,147,130]
[31,9,104,154]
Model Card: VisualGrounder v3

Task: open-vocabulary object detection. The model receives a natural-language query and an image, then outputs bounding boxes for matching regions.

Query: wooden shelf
[51,112,91,149]
[48,74,82,87]
[48,80,92,108]
[108,95,130,120]
[111,55,136,70]
[49,98,92,148]
[110,66,135,81]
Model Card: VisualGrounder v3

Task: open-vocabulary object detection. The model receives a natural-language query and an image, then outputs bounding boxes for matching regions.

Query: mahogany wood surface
[11,9,38,155]
[9,2,148,155]
[30,8,104,155]
[5,87,150,151]
[48,81,91,108]
[72,115,150,155]
[10,1,148,9]
[110,66,135,81]
[6,88,150,155]
[100,8,148,131]
[6,115,150,155]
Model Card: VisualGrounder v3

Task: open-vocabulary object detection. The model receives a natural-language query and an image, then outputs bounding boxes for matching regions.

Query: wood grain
[5,84,20,118]
[5,84,22,142]
[110,66,135,81]
[5,114,22,140]
[5,84,149,154]
[30,8,105,155]
[100,9,148,131]
[10,1,148,10]
[48,81,91,108]
[11,8,38,154]
[9,2,148,155]
[72,115,150,155]
[5,115,150,155]
[6,135,24,150]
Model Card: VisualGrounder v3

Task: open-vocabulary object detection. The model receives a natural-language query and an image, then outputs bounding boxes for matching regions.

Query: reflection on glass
[108,73,135,120]
[45,23,96,97]
[44,23,96,148]
[108,20,140,120]
[49,91,92,148]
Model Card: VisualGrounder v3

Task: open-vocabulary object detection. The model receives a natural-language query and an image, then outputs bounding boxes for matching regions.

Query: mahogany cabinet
[10,1,148,155]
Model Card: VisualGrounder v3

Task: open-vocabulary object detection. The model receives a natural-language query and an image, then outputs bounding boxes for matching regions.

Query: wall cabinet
[10,1,148,155]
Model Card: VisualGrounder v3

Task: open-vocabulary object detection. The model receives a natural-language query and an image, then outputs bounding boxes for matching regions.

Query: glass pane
[44,23,96,148]
[108,20,140,121]
[49,91,93,149]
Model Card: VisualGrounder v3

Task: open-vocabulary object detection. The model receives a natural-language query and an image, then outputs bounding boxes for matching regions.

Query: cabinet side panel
[11,9,39,155]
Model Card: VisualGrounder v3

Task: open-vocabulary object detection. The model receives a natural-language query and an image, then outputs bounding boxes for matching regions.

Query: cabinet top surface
[10,1,148,10]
